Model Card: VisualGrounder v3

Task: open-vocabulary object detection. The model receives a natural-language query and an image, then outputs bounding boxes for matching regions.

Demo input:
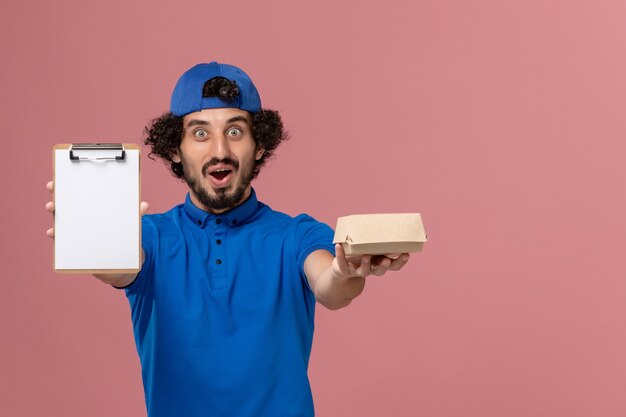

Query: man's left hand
[332,243,410,280]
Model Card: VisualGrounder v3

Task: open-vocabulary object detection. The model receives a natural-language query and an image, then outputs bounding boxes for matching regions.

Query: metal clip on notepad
[69,143,126,161]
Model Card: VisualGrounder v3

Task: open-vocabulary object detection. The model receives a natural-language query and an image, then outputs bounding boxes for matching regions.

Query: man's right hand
[46,180,150,287]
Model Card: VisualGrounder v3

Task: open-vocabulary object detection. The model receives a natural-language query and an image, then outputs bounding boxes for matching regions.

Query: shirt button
[216,218,222,224]
[216,239,222,245]
[216,259,222,265]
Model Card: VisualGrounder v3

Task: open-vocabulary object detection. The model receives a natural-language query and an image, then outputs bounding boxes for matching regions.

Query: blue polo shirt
[120,188,335,417]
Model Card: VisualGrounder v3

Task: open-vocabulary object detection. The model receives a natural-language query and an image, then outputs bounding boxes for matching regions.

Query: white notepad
[53,144,141,274]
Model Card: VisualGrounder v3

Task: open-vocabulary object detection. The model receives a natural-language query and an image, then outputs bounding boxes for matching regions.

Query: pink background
[2,0,626,416]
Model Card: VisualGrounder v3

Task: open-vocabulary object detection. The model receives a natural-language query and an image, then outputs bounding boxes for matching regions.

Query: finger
[372,257,391,270]
[371,267,388,276]
[370,254,410,276]
[334,244,355,276]
[370,258,391,277]
[46,228,54,238]
[345,254,363,265]
[388,253,410,271]
[46,181,54,192]
[46,201,55,213]
[140,201,150,215]
[369,255,387,268]
[355,255,373,276]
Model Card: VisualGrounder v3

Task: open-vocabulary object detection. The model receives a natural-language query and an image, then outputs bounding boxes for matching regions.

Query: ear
[255,147,265,161]
[171,149,181,163]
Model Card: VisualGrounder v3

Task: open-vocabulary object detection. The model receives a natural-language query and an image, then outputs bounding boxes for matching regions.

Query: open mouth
[209,169,232,181]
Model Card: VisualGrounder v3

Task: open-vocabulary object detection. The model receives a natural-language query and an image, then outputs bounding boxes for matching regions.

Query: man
[46,61,410,417]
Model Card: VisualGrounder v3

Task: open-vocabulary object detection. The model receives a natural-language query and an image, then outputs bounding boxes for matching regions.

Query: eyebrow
[186,119,209,128]
[185,116,250,128]
[226,116,250,125]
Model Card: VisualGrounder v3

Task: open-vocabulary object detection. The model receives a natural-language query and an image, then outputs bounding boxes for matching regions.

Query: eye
[227,128,242,137]
[194,129,208,139]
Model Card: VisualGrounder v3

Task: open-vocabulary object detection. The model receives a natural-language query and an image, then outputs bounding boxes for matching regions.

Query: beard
[180,154,254,212]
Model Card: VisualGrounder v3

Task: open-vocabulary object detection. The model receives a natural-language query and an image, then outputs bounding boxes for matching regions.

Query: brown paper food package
[333,213,427,256]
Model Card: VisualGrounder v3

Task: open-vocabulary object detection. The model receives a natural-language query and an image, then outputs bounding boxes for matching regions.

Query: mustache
[202,157,239,177]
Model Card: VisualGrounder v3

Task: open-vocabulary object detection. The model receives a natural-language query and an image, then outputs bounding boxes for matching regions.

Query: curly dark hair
[144,77,288,180]
[202,76,240,101]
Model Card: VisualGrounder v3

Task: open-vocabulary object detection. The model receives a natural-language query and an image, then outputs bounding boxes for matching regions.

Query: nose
[210,133,230,160]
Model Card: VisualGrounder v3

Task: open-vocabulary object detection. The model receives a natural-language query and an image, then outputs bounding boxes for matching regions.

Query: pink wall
[2,0,626,415]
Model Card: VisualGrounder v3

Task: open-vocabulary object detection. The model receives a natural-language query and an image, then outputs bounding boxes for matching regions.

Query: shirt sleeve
[294,214,336,286]
[112,215,156,293]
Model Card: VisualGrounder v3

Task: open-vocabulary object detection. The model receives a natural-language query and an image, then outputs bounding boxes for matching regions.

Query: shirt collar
[183,188,260,228]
